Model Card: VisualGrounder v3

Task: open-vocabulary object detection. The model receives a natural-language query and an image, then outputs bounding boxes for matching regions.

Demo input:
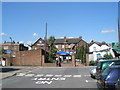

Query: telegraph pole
[45,23,47,41]
[118,2,120,44]
[44,22,48,63]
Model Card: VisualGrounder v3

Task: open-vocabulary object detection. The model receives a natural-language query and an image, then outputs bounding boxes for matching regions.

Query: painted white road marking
[51,78,59,80]
[36,77,66,81]
[73,75,81,77]
[59,78,66,80]
[16,73,26,76]
[34,74,44,77]
[45,74,53,77]
[85,80,97,83]
[25,74,35,77]
[54,75,62,77]
[63,75,72,77]
[38,78,50,80]
[31,78,38,80]
[35,81,52,84]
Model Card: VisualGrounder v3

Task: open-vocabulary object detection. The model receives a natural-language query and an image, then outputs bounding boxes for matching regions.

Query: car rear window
[102,67,111,79]
[96,60,120,71]
[112,61,120,65]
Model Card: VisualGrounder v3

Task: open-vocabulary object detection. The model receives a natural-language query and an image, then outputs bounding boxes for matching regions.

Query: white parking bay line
[63,75,72,77]
[73,75,81,77]
[16,73,26,76]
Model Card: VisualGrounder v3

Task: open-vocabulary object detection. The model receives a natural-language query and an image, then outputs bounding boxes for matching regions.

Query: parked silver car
[90,66,97,78]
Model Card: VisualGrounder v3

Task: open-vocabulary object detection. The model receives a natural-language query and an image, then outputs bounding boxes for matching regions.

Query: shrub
[104,53,113,60]
[89,60,95,66]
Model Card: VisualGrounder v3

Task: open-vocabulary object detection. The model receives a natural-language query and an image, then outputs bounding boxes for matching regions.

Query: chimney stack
[79,36,82,40]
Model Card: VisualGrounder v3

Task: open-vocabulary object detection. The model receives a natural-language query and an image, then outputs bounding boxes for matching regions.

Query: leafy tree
[48,36,58,63]
[0,48,6,54]
[75,46,89,64]
[104,53,113,60]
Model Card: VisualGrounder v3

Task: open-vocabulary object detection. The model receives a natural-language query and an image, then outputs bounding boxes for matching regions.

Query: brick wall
[12,49,43,66]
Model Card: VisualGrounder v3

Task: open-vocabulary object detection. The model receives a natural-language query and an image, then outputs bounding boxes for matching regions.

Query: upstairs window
[56,45,58,48]
[4,46,8,50]
[62,45,64,48]
[93,47,96,51]
[14,46,17,50]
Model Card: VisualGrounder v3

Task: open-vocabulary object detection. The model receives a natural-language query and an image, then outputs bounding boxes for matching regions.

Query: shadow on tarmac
[0,68,20,73]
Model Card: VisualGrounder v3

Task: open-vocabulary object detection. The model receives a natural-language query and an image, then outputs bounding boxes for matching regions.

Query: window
[39,40,42,43]
[56,45,58,48]
[14,46,17,50]
[4,46,8,50]
[102,67,111,79]
[68,45,71,48]
[93,47,96,51]
[62,45,64,48]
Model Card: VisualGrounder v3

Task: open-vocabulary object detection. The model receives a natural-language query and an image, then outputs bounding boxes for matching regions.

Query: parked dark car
[96,59,120,79]
[115,77,120,90]
[97,65,120,89]
[89,66,97,78]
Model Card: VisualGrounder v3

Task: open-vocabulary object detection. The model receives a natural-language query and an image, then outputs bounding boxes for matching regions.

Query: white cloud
[68,37,74,38]
[101,30,115,34]
[0,32,6,36]
[33,33,38,37]
[19,41,24,44]
[27,41,33,45]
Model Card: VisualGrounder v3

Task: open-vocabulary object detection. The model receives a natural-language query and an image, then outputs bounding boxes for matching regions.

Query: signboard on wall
[36,43,45,46]
[5,50,13,54]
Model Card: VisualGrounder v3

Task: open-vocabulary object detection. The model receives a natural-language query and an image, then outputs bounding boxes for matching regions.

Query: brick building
[30,36,88,66]
[1,36,88,66]
[54,36,88,54]
[31,36,88,53]
[1,41,28,66]
[31,38,49,50]
[1,41,28,52]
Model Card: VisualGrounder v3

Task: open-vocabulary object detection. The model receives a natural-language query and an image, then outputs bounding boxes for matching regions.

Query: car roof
[98,59,120,62]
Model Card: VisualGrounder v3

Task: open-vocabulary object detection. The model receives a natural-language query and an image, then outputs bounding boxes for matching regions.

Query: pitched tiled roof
[32,36,87,46]
[89,40,109,46]
[31,38,48,47]
[54,38,81,44]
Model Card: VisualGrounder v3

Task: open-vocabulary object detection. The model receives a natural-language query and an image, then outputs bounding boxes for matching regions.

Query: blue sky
[1,2,118,45]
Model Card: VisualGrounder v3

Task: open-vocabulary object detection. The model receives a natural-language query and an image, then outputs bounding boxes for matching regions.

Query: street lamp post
[9,37,13,66]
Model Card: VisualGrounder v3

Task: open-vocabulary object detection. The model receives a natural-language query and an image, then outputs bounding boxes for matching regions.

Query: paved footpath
[0,66,39,80]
